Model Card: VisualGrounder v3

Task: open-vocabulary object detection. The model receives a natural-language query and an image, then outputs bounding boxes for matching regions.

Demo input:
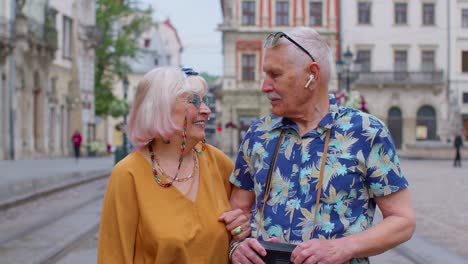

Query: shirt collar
[271,94,341,134]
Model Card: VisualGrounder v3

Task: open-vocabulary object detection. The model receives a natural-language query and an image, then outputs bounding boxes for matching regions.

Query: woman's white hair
[280,27,333,83]
[127,66,208,146]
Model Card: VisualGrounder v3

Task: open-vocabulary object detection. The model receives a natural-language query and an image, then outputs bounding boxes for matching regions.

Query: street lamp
[336,46,355,93]
[122,76,129,156]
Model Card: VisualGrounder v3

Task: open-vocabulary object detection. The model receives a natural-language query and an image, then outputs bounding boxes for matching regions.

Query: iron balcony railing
[27,18,57,48]
[350,71,444,85]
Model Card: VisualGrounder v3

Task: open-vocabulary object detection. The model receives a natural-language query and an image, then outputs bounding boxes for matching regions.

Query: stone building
[341,0,457,158]
[218,0,339,155]
[451,2,468,141]
[0,0,96,159]
[48,0,98,157]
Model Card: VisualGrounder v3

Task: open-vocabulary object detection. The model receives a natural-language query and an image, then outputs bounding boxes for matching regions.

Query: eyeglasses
[264,32,316,62]
[187,94,210,109]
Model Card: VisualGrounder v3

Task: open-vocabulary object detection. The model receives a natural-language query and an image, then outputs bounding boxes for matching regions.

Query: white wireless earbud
[304,74,315,88]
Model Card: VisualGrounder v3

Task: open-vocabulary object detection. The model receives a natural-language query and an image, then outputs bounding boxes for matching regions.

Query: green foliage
[199,72,220,85]
[95,0,152,117]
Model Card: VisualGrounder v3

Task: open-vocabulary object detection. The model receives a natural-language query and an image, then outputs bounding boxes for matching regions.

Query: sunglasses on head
[187,94,210,109]
[264,32,316,62]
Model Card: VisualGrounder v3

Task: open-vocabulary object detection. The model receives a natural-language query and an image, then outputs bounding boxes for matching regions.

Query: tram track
[0,177,108,264]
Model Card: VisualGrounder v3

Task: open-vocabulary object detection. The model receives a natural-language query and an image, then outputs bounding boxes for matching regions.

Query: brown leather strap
[257,129,331,240]
[311,129,331,238]
[261,129,286,208]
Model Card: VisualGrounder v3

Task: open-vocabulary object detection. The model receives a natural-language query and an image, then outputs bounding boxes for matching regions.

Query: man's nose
[261,79,273,93]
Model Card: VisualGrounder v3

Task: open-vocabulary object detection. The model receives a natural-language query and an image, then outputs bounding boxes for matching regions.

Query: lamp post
[122,76,129,156]
[336,46,355,93]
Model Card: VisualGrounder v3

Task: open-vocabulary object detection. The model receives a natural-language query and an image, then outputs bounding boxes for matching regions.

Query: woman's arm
[97,165,139,264]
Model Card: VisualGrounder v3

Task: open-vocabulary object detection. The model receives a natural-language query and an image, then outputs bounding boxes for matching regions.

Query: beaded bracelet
[228,240,244,262]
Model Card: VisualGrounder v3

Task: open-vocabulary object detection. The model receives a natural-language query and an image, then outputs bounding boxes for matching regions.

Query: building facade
[451,1,468,140]
[0,0,96,160]
[48,0,97,157]
[341,0,453,157]
[218,0,339,155]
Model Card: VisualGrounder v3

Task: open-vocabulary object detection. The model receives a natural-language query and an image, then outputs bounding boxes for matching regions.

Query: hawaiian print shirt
[230,95,408,264]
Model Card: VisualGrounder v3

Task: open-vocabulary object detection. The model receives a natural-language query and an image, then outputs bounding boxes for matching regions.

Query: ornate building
[0,0,96,159]
[341,0,454,158]
[218,0,339,155]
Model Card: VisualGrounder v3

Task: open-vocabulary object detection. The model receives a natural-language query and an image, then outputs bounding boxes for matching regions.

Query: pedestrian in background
[71,130,82,161]
[97,66,249,263]
[228,27,415,264]
[454,130,464,167]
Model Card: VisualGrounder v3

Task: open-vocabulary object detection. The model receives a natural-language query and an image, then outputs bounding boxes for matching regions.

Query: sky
[141,0,223,76]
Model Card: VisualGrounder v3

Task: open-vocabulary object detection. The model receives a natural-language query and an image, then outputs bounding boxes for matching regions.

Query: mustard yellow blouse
[98,145,234,263]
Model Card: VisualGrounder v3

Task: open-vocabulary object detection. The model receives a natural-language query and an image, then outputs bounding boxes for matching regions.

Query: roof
[162,18,182,47]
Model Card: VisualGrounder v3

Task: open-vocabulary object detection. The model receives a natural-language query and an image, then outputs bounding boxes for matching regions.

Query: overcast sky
[141,0,223,76]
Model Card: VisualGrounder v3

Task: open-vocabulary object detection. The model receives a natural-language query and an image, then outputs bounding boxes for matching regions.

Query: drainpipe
[8,0,16,160]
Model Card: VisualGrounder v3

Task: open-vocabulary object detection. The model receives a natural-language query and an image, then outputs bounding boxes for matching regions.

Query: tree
[199,72,219,85]
[95,0,152,117]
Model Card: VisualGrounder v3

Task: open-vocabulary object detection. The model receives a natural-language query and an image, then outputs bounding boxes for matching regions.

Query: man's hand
[218,209,251,241]
[291,238,353,264]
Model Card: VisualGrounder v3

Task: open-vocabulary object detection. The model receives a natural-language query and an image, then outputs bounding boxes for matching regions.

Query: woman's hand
[218,208,251,241]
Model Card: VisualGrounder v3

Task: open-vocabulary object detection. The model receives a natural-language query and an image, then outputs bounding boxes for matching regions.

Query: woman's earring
[202,138,206,152]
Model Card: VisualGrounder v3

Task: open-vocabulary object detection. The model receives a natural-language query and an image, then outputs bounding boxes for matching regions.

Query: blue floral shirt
[230,95,408,263]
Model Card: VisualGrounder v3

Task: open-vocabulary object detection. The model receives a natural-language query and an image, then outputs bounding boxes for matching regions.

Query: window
[154,58,159,66]
[358,2,371,24]
[144,39,151,48]
[242,1,256,25]
[276,1,289,26]
[394,50,408,71]
[421,50,435,72]
[242,54,255,81]
[462,51,468,72]
[309,2,322,26]
[357,50,371,72]
[394,50,408,80]
[462,9,468,27]
[463,92,468,104]
[416,105,437,140]
[422,3,435,25]
[62,15,73,59]
[394,3,407,25]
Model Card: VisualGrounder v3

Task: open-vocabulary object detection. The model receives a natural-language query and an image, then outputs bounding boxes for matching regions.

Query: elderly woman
[98,66,249,263]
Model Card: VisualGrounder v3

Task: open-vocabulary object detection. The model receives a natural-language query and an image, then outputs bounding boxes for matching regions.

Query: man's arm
[291,188,415,264]
[343,188,416,258]
[230,186,256,211]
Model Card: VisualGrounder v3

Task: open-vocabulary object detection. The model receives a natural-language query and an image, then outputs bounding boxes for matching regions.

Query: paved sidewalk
[0,156,113,208]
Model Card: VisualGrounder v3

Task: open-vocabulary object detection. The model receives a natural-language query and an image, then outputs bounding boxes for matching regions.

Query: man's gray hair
[281,27,333,83]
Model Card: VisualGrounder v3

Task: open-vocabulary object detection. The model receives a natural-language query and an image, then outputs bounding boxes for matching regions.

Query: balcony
[27,18,57,49]
[353,71,444,86]
[0,17,14,63]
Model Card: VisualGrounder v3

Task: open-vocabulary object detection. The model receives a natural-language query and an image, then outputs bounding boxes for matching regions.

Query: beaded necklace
[148,115,188,188]
[154,149,198,182]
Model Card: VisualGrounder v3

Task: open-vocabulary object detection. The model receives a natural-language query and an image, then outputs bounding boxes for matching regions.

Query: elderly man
[228,27,415,264]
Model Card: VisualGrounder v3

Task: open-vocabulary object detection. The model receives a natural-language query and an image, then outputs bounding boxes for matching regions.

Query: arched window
[416,105,436,140]
[387,107,402,149]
